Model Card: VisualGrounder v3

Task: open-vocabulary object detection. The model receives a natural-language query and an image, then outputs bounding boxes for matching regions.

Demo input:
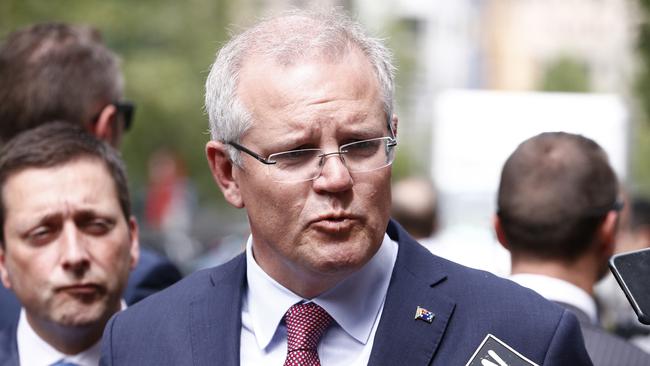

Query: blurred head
[205,9,397,297]
[496,132,619,264]
[616,196,650,253]
[391,177,438,239]
[0,122,138,351]
[630,197,650,234]
[0,22,128,146]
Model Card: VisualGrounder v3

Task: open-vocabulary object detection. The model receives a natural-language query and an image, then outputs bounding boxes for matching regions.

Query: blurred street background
[2,0,649,273]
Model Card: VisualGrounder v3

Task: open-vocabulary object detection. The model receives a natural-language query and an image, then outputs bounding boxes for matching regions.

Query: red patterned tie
[283,302,333,366]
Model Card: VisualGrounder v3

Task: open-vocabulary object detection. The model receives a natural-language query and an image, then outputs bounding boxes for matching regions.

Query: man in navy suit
[494,132,650,365]
[0,22,182,330]
[0,123,140,365]
[101,9,593,365]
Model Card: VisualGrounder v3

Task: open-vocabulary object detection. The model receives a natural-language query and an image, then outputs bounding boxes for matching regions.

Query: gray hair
[204,9,396,164]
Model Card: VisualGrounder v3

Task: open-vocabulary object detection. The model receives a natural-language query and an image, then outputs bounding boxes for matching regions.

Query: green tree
[539,56,590,93]
[632,0,650,196]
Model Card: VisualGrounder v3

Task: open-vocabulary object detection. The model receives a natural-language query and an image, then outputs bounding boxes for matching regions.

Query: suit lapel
[190,254,246,366]
[368,221,456,366]
[0,323,19,366]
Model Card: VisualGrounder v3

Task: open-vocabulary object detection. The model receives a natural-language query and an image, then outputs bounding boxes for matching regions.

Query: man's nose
[60,223,90,277]
[313,153,353,192]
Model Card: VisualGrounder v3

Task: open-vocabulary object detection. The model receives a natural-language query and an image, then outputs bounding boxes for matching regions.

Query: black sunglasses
[114,101,135,131]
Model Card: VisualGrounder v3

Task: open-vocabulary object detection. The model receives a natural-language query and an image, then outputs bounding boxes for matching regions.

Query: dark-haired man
[0,122,139,365]
[0,22,182,329]
[495,132,650,365]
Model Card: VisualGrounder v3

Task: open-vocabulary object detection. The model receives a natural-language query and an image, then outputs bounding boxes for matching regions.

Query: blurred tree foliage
[383,17,421,182]
[539,56,590,93]
[0,0,232,206]
[634,0,650,196]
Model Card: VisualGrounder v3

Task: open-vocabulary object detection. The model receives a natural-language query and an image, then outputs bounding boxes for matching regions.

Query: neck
[510,255,598,296]
[269,264,348,299]
[26,308,114,355]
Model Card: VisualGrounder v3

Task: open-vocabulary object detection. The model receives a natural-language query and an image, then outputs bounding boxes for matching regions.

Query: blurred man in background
[495,132,650,365]
[0,123,139,365]
[392,176,510,275]
[0,22,182,328]
[391,176,439,242]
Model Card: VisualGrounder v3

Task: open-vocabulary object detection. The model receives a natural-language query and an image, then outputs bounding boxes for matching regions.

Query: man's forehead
[239,42,363,72]
[238,49,379,102]
[2,158,119,211]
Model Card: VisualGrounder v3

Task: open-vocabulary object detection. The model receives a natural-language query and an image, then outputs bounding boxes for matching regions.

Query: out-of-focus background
[1,0,649,273]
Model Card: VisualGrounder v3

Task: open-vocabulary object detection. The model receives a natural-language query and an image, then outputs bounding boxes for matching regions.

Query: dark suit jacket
[0,286,20,330]
[0,323,18,365]
[101,220,592,365]
[0,248,182,329]
[557,302,650,366]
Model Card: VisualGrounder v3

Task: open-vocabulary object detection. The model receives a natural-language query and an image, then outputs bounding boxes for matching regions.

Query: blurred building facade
[354,0,636,130]
[483,0,636,93]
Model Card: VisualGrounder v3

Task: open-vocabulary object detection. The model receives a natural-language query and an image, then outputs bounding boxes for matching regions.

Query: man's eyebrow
[73,209,114,221]
[32,212,63,224]
[14,212,63,236]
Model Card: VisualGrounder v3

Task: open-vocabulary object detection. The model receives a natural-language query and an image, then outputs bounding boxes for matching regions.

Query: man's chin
[49,303,112,328]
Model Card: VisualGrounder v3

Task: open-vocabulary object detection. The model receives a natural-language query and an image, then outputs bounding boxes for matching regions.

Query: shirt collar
[17,309,100,366]
[245,233,398,350]
[16,301,127,366]
[510,273,598,324]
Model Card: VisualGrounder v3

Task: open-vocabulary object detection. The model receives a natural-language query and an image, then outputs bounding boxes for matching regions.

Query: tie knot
[284,302,333,353]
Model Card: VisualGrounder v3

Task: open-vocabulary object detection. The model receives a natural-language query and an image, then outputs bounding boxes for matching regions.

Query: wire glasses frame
[228,136,398,183]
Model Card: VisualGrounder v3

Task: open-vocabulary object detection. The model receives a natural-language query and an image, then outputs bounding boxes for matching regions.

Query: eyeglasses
[113,101,135,131]
[92,101,135,131]
[228,136,398,183]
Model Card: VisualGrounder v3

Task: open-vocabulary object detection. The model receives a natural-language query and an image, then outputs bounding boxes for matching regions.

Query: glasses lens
[342,137,396,173]
[266,137,397,183]
[268,149,322,182]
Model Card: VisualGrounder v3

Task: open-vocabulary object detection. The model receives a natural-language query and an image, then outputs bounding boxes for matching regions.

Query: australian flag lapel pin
[414,306,435,323]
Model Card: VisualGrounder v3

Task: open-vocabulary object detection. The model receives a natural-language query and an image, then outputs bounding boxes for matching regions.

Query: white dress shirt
[510,273,598,324]
[240,233,398,366]
[17,309,100,366]
[17,301,126,366]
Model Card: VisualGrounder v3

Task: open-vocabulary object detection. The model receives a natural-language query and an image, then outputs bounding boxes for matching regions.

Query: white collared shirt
[510,273,598,324]
[240,233,398,366]
[16,301,126,366]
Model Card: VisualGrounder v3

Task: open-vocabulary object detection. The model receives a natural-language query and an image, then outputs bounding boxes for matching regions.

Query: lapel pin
[414,306,435,323]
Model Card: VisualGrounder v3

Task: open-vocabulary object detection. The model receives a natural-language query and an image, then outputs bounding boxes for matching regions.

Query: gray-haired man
[101,9,592,365]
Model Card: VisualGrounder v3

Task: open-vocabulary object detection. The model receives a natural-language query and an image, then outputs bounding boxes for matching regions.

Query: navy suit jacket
[101,220,592,365]
[0,248,181,329]
[557,302,650,366]
[0,322,17,365]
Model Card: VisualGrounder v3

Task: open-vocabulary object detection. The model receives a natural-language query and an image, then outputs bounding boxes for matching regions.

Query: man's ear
[128,217,140,271]
[92,104,119,146]
[493,214,511,250]
[391,114,398,139]
[0,245,12,289]
[206,140,244,208]
[596,210,618,259]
